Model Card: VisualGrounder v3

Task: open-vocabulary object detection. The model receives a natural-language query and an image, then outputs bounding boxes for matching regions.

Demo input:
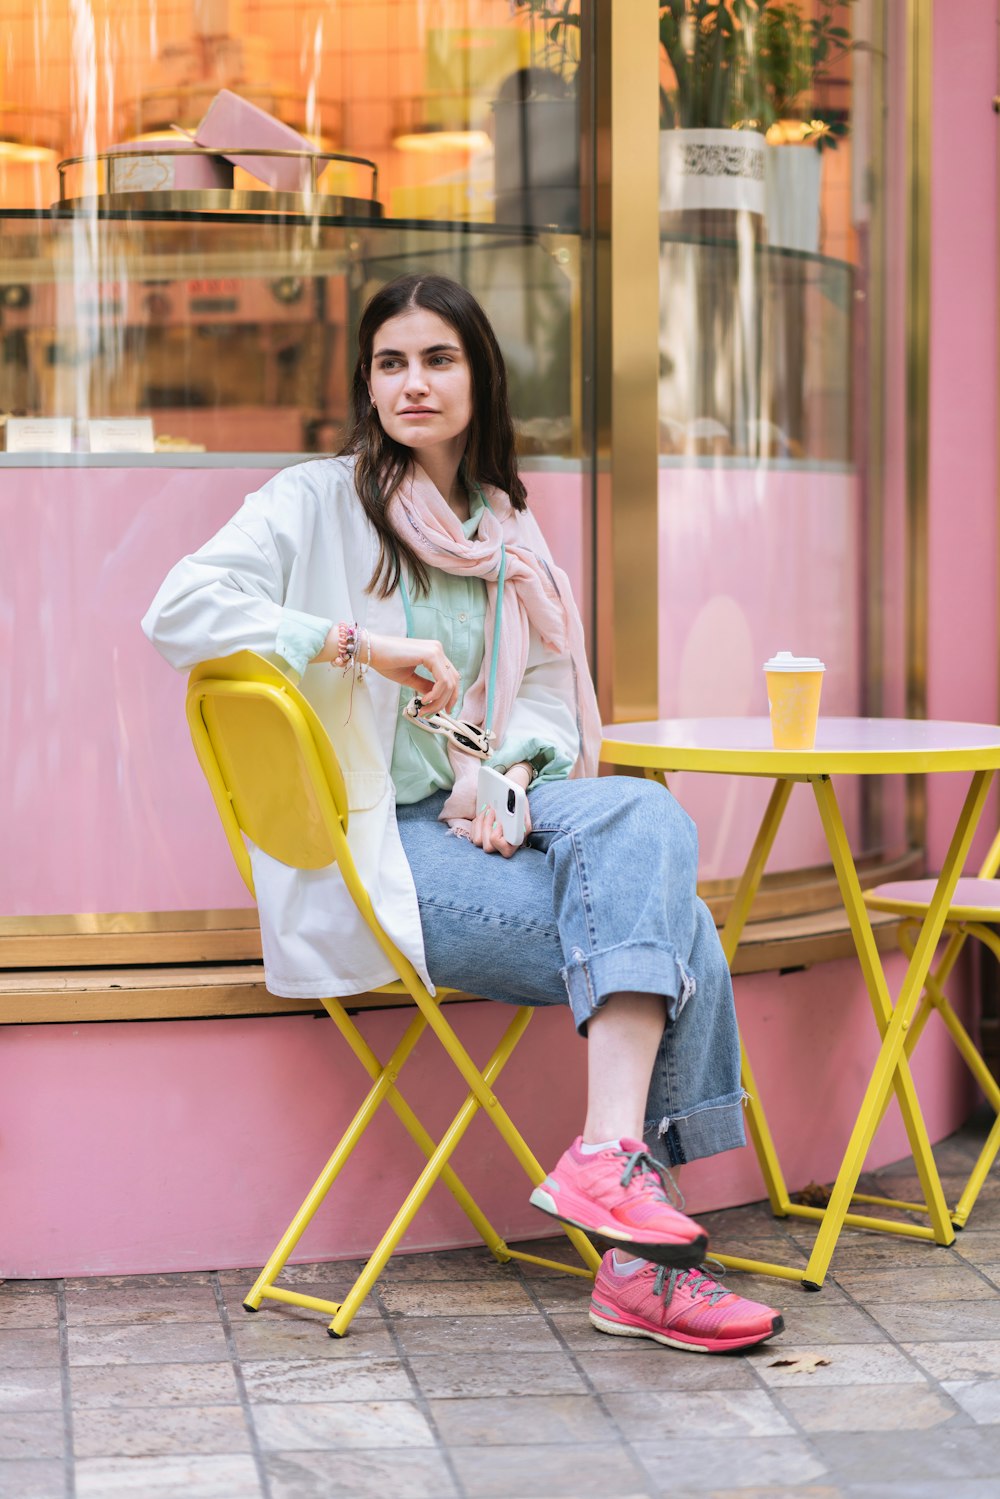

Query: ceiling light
[0,140,56,164]
[393,129,491,153]
[0,105,61,163]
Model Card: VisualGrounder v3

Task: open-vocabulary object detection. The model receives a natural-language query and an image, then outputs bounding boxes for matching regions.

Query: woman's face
[367,306,473,456]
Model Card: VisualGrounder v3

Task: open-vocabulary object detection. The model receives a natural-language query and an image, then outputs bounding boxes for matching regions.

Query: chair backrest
[184,650,426,998]
[185,650,351,895]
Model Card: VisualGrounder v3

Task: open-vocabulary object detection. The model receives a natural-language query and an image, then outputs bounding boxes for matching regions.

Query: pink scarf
[388,465,602,833]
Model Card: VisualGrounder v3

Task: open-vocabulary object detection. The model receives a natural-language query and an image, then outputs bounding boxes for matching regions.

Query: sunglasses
[402,696,493,759]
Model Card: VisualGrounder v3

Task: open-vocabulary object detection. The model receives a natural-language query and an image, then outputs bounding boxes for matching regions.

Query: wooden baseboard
[1,904,903,1024]
[0,965,488,1024]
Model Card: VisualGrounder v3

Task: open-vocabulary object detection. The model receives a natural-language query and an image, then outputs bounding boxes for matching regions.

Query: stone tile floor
[5,1116,1000,1498]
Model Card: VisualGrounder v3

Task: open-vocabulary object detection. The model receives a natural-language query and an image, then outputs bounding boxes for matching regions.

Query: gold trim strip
[54,190,381,218]
[594,0,661,723]
[0,909,258,937]
[0,910,261,969]
[905,0,933,847]
[861,0,888,845]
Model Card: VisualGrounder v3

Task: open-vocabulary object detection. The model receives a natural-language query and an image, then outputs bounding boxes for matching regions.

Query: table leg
[800,769,995,1288]
[716,779,797,1221]
[649,770,804,1241]
[651,772,820,1281]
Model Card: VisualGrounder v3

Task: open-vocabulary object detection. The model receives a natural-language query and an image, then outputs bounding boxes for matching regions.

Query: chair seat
[865,877,1000,921]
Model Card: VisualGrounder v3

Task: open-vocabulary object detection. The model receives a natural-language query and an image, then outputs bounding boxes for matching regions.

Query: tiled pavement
[5,1119,1000,1498]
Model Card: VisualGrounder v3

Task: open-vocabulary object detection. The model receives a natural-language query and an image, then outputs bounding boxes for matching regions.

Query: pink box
[193,89,320,192]
[107,143,233,193]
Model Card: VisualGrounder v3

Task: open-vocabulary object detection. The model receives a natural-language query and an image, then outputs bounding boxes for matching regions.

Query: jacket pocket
[342,769,389,812]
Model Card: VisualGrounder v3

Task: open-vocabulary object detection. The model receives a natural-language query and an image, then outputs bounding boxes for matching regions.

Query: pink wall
[925,0,999,869]
[1,952,973,1278]
[0,463,588,917]
[2,448,980,1277]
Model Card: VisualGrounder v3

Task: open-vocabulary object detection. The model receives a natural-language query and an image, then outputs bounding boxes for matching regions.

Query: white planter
[764,144,823,253]
[659,128,767,216]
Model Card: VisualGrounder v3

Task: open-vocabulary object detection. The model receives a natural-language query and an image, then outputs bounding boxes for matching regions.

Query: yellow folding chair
[863,823,1000,1230]
[185,650,600,1336]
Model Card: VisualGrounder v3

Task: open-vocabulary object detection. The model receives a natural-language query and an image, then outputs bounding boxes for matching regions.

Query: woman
[143,273,782,1354]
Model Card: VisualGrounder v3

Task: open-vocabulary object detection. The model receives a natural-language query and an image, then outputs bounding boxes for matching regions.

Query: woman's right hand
[364,631,461,716]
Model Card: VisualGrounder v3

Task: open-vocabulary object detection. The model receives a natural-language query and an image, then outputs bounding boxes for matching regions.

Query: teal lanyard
[398,486,504,740]
[485,543,505,737]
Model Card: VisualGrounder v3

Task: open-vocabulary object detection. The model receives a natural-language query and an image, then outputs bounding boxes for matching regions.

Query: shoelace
[618,1146,686,1211]
[652,1264,731,1308]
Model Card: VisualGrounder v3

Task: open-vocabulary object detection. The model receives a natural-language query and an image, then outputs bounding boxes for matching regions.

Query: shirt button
[458,611,468,622]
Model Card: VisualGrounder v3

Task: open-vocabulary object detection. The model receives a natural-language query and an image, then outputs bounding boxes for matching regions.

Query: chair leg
[907,924,1000,1227]
[952,1111,1000,1227]
[248,999,600,1335]
[244,1010,429,1311]
[326,997,598,1275]
[245,1002,522,1313]
[328,1005,554,1337]
[323,997,517,1264]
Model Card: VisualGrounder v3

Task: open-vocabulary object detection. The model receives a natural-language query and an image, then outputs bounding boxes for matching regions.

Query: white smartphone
[477,765,528,848]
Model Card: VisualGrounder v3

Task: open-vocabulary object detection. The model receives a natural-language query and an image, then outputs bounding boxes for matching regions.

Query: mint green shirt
[391,488,573,805]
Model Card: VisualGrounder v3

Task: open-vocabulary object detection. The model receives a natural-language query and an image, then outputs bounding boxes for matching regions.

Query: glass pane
[0,214,579,460]
[655,1,906,879]
[0,1,582,457]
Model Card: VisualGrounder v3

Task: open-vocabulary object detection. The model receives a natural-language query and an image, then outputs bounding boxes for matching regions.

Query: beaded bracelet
[333,621,360,670]
[332,621,371,724]
[333,622,372,680]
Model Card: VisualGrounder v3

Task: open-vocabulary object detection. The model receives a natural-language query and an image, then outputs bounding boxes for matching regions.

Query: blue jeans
[396,776,745,1167]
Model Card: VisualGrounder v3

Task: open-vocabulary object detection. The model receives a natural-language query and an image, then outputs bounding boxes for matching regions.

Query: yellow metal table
[601,716,1000,1290]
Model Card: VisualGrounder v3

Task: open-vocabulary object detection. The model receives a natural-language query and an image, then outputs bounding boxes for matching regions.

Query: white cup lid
[763,650,826,672]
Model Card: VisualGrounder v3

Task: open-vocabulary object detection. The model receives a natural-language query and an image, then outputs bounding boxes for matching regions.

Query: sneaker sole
[588,1305,785,1353]
[529,1188,708,1269]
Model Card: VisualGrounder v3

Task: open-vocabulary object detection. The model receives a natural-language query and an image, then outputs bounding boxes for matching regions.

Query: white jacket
[142,456,582,999]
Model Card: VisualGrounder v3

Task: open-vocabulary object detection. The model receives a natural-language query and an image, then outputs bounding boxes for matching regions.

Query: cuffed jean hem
[560,938,695,1035]
[645,1091,748,1168]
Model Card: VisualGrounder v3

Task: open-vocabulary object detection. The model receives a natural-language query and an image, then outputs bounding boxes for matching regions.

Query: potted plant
[749,0,856,251]
[658,1,768,220]
[495,1,581,229]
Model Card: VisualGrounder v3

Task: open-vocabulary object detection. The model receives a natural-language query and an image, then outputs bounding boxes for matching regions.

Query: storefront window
[1,0,915,923]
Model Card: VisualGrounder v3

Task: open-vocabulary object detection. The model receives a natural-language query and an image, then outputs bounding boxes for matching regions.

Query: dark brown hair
[338,273,527,597]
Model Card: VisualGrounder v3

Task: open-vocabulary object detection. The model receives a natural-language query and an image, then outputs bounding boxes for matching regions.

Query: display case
[0,208,855,466]
[0,209,578,461]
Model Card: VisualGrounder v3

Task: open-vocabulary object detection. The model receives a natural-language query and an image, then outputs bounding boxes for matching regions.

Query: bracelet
[495,760,538,786]
[332,620,358,668]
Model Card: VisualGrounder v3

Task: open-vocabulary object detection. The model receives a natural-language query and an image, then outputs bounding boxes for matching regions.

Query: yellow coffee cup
[763,651,826,749]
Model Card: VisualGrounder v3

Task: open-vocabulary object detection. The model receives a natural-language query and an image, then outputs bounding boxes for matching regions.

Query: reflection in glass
[0,1,582,458]
[655,2,903,878]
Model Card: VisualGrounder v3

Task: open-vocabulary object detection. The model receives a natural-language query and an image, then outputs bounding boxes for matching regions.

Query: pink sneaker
[528,1137,708,1267]
[589,1250,784,1353]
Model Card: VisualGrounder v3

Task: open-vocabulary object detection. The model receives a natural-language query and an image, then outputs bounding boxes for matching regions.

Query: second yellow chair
[864,827,1000,1230]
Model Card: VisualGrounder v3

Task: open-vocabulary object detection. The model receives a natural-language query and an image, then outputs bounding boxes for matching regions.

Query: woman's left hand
[471,764,533,859]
